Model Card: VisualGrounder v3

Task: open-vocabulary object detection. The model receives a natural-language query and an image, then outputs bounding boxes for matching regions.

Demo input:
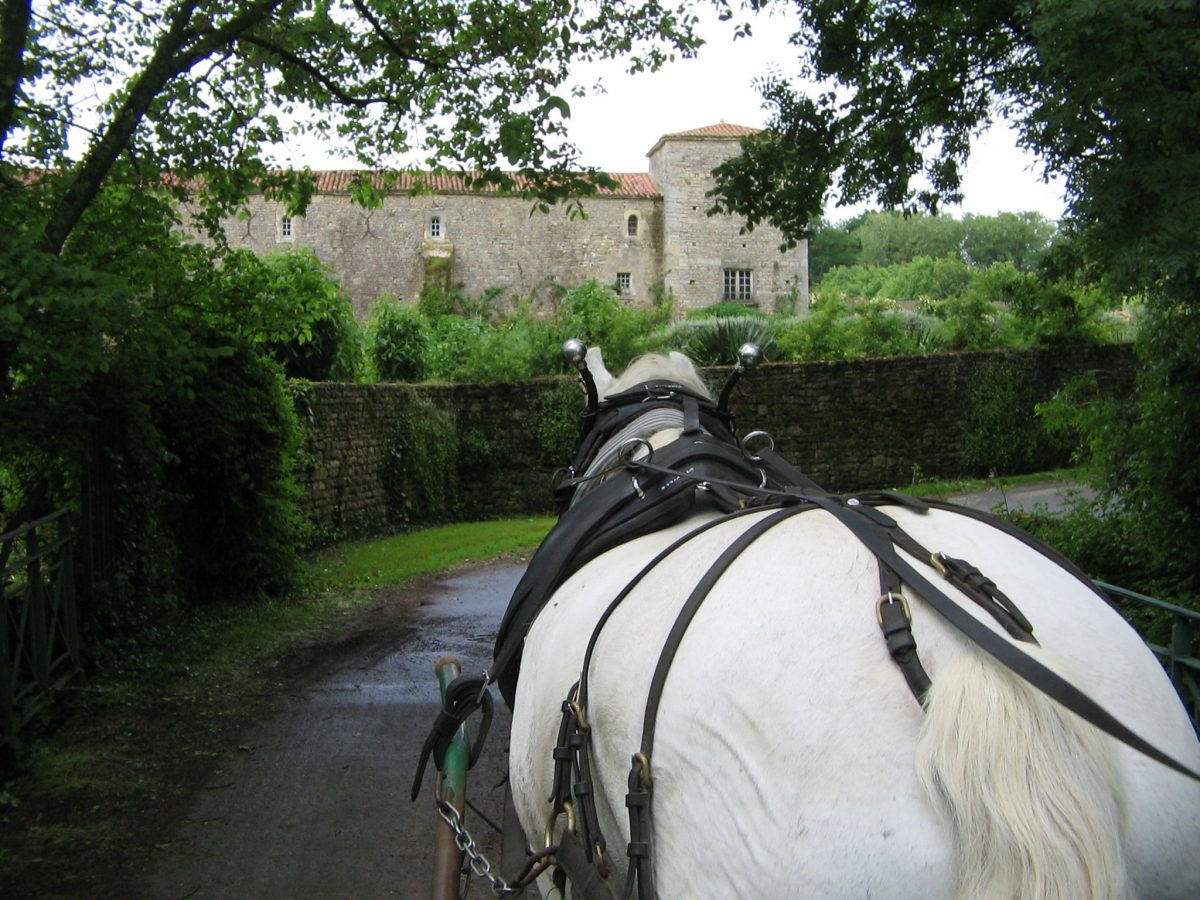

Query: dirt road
[147,561,524,900]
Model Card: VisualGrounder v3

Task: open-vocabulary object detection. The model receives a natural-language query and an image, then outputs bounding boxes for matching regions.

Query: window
[280,216,293,240]
[616,272,632,296]
[627,214,639,237]
[430,215,442,239]
[723,268,753,301]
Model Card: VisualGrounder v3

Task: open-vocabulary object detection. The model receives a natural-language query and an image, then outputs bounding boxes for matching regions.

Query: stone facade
[296,344,1136,539]
[217,125,808,319]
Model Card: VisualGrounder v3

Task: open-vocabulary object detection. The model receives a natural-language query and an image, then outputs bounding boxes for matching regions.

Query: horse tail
[915,648,1132,900]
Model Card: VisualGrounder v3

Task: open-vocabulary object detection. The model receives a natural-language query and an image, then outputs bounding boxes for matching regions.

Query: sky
[279,6,1068,223]
[560,7,1068,222]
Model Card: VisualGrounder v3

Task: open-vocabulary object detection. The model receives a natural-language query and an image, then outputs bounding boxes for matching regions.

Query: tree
[710,0,1200,590]
[0,1,702,618]
[1,0,702,396]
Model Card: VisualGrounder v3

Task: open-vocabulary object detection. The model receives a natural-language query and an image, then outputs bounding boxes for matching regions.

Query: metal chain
[436,798,524,897]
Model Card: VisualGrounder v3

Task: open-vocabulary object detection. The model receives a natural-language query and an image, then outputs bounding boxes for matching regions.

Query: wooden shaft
[430,656,469,900]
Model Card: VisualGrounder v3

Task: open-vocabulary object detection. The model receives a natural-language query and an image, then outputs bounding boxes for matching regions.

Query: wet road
[147,561,525,900]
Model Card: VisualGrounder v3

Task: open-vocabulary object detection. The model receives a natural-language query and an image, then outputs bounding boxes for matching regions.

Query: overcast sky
[277,6,1068,222]
[561,7,1067,222]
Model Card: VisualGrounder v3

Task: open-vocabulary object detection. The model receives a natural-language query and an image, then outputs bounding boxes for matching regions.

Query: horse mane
[604,352,712,400]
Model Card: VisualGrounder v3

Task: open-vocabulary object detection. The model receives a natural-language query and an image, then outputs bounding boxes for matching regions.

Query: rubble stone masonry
[296,344,1135,539]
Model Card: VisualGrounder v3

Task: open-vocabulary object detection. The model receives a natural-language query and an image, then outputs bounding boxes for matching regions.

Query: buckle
[876,592,911,627]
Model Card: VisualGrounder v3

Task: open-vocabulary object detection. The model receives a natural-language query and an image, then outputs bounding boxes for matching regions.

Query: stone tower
[649,123,807,312]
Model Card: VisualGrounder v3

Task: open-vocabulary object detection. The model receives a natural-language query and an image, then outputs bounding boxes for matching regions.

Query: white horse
[506,349,1200,899]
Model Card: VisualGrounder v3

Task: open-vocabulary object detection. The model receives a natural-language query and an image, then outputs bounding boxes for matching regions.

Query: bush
[963,356,1070,475]
[155,334,307,606]
[685,301,769,320]
[370,297,430,382]
[645,316,779,365]
[270,299,364,381]
[532,377,587,465]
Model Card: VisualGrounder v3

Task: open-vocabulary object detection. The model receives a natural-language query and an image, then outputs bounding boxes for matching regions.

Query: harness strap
[627,507,805,899]
[808,495,1200,785]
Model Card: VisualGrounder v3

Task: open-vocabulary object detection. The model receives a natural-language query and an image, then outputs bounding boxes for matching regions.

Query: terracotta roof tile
[307,170,659,199]
[659,123,762,140]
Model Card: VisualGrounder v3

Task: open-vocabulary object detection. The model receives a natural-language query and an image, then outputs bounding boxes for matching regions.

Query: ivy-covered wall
[295,344,1135,539]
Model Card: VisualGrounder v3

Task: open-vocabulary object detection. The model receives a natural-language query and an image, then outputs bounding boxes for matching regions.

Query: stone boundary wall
[297,344,1135,537]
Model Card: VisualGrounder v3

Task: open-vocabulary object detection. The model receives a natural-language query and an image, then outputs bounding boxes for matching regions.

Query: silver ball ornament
[562,338,588,367]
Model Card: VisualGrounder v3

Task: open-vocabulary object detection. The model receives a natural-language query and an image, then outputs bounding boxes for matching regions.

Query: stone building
[219,123,808,319]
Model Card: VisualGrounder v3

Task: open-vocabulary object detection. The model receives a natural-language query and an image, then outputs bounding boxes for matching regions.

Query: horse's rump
[510,502,1200,898]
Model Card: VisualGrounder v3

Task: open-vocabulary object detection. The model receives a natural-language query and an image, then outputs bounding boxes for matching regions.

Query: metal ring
[741,430,775,460]
[619,437,654,466]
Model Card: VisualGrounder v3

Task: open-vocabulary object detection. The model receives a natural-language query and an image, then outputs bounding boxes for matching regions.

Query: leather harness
[415,377,1200,900]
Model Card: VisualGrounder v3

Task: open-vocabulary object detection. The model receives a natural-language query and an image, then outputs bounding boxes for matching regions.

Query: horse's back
[511,505,1200,898]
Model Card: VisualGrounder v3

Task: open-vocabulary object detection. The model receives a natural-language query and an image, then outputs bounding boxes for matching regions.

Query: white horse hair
[511,348,1200,898]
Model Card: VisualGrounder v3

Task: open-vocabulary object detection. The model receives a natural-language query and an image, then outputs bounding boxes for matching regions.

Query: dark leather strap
[809,495,1200,784]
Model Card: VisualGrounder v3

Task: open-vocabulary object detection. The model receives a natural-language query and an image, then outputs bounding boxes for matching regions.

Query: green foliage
[382,398,459,530]
[684,301,769,320]
[532,378,587,466]
[369,297,430,382]
[1038,308,1200,593]
[558,280,646,370]
[155,336,307,606]
[416,279,461,319]
[776,301,940,360]
[807,215,864,282]
[878,256,974,303]
[646,316,779,365]
[854,212,965,268]
[963,357,1069,476]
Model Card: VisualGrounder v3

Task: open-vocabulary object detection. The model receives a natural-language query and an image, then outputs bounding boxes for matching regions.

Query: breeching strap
[628,507,807,900]
[807,494,1200,785]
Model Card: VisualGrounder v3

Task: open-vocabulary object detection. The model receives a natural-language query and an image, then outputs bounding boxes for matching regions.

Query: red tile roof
[308,170,660,199]
[646,122,761,157]
[659,123,762,140]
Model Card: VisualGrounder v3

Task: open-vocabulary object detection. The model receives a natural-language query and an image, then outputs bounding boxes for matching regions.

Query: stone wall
[296,344,1135,538]
[222,191,666,320]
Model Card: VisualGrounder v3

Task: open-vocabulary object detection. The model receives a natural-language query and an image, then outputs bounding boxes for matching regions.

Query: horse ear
[586,346,615,397]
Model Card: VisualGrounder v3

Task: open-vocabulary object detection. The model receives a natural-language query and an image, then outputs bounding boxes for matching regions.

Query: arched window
[627,214,639,237]
[430,215,442,239]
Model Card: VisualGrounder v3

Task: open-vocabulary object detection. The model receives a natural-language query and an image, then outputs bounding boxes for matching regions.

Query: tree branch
[236,33,392,108]
[0,0,33,155]
[40,0,288,255]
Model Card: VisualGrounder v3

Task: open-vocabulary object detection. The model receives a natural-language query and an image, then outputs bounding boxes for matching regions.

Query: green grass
[309,517,555,590]
[884,467,1091,501]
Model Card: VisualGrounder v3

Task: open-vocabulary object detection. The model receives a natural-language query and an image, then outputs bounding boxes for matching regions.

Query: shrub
[155,334,307,606]
[370,297,430,382]
[557,282,629,363]
[963,356,1070,475]
[645,316,779,365]
[532,377,587,465]
[685,301,768,320]
[270,299,364,381]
